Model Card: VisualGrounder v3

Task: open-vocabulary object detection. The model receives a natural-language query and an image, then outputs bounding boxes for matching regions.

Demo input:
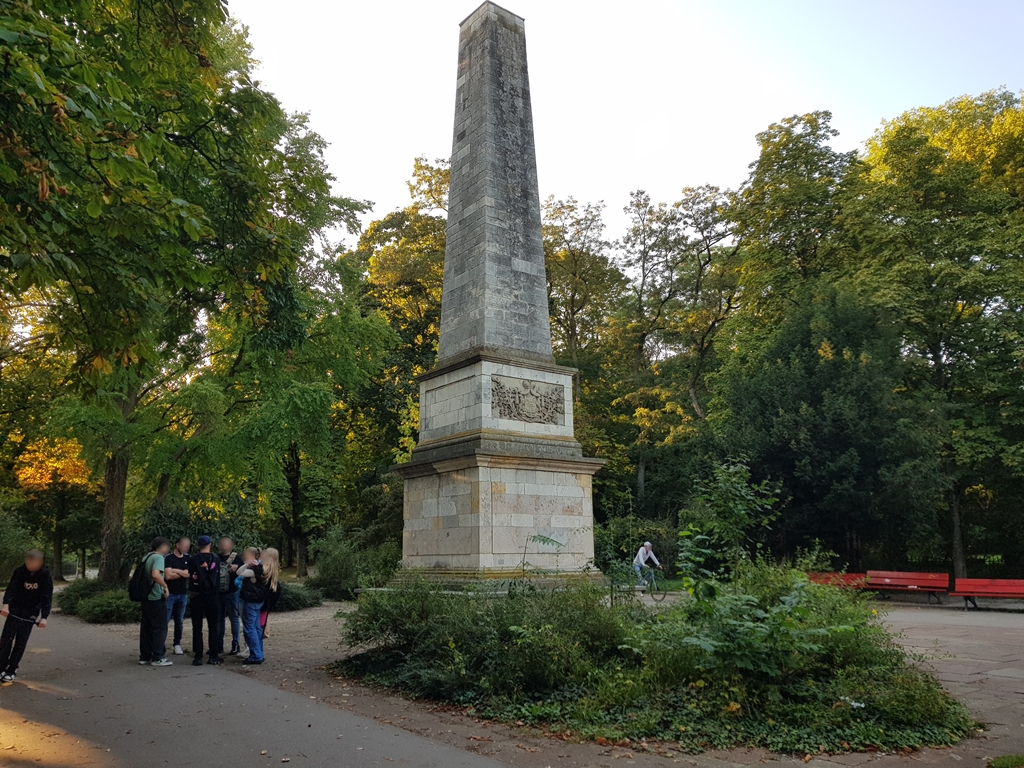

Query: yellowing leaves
[15,437,94,491]
[89,355,113,375]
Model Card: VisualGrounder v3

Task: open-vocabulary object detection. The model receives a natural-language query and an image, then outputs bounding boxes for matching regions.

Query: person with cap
[187,535,223,665]
[633,541,662,596]
[0,549,53,682]
[163,535,191,656]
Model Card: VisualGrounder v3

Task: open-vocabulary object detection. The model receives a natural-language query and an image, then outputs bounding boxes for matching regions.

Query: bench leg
[927,592,942,605]
[963,596,978,611]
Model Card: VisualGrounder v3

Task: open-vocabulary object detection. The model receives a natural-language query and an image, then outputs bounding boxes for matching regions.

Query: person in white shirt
[633,541,662,593]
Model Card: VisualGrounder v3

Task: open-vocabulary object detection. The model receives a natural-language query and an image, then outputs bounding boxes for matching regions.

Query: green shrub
[307,529,400,599]
[76,588,140,623]
[341,578,626,700]
[57,578,110,616]
[336,562,974,755]
[274,582,324,612]
[991,757,1024,768]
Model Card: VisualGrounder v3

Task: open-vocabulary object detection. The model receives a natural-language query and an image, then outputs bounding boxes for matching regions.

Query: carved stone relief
[490,375,565,425]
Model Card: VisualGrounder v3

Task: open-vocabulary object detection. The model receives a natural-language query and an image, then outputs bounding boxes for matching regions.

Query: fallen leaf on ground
[516,743,540,753]
[466,736,493,742]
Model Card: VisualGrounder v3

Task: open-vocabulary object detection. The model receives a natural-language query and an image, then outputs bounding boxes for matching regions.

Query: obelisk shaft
[437,2,554,367]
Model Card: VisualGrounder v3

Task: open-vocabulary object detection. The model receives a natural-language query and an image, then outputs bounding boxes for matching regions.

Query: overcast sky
[230,0,1024,240]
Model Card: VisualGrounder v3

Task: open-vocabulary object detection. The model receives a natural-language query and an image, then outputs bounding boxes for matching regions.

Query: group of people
[139,535,281,668]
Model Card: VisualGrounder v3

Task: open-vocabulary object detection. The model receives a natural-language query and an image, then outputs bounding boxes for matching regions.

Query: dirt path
[96,600,1019,768]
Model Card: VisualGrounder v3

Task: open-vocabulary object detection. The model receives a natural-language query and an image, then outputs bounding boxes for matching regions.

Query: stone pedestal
[399,354,603,577]
[393,2,604,580]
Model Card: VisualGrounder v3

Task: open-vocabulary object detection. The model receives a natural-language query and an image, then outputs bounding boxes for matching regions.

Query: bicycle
[639,566,667,602]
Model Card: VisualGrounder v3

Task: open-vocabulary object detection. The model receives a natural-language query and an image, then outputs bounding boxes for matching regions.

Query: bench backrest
[808,572,867,587]
[867,570,949,590]
[953,578,1024,595]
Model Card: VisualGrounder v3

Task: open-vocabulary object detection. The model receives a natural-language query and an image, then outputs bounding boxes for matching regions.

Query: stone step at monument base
[384,567,605,594]
[394,452,604,577]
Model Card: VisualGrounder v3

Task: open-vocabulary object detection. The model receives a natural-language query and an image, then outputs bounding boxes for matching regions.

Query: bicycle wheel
[649,575,667,602]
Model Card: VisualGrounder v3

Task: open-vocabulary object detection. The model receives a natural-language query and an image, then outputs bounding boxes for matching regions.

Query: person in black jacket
[0,550,53,683]
[187,536,223,666]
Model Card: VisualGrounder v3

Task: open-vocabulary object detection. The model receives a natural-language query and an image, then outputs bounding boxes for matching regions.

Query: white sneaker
[173,645,184,655]
[139,660,150,665]
[151,659,173,667]
[1,672,15,682]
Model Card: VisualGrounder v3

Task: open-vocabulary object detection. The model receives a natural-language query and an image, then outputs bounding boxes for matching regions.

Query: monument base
[394,452,604,575]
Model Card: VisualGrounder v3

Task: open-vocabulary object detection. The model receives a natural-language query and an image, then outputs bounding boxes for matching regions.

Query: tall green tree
[850,91,1024,576]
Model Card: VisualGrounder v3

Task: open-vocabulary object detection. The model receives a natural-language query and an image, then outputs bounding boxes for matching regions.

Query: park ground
[0,595,1022,767]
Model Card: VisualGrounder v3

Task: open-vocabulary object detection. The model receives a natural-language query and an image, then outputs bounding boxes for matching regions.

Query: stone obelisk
[394,1,604,579]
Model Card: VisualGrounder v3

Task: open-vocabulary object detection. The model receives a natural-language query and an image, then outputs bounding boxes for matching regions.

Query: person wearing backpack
[187,535,223,666]
[136,537,172,667]
[216,537,243,656]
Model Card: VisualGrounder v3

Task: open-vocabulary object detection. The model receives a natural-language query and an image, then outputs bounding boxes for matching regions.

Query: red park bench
[950,578,1024,610]
[866,570,949,604]
[807,572,867,588]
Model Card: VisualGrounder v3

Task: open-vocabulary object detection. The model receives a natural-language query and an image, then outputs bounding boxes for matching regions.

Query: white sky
[230,0,1024,240]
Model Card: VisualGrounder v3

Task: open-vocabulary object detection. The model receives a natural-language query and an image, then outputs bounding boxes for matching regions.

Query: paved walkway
[0,604,1022,767]
[0,615,502,767]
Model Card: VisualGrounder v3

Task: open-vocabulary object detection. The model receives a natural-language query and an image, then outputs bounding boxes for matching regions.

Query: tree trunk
[949,487,967,579]
[296,534,308,579]
[53,523,66,582]
[79,547,87,579]
[98,451,130,584]
[687,382,706,420]
[155,473,171,505]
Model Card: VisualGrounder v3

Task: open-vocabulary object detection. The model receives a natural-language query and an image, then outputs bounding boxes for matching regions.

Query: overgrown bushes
[307,528,400,599]
[275,582,324,612]
[77,588,139,623]
[335,563,973,754]
[56,578,110,616]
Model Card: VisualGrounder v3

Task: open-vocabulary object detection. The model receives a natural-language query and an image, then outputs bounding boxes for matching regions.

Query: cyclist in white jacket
[633,541,662,593]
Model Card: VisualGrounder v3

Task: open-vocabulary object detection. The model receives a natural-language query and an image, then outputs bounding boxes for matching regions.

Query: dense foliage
[1,0,1021,588]
[336,567,973,753]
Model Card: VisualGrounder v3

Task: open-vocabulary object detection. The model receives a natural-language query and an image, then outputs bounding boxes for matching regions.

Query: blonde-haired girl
[258,548,282,642]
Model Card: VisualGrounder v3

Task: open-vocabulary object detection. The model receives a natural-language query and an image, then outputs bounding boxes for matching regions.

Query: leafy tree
[849,91,1024,576]
[710,283,940,566]
[542,197,625,391]
[15,436,102,579]
[729,112,856,317]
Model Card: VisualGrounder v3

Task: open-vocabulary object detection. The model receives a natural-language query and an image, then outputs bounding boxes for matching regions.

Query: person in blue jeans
[237,547,266,665]
[162,536,191,655]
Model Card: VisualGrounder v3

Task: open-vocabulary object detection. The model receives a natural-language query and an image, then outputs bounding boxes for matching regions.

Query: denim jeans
[634,563,644,586]
[217,591,240,650]
[165,592,188,646]
[241,600,264,661]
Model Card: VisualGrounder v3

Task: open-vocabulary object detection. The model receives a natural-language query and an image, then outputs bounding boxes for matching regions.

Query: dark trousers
[217,591,240,650]
[139,597,167,662]
[0,614,34,673]
[190,593,223,660]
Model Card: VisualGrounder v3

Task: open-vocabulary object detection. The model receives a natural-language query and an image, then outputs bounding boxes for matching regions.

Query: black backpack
[128,554,155,602]
[192,555,220,594]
